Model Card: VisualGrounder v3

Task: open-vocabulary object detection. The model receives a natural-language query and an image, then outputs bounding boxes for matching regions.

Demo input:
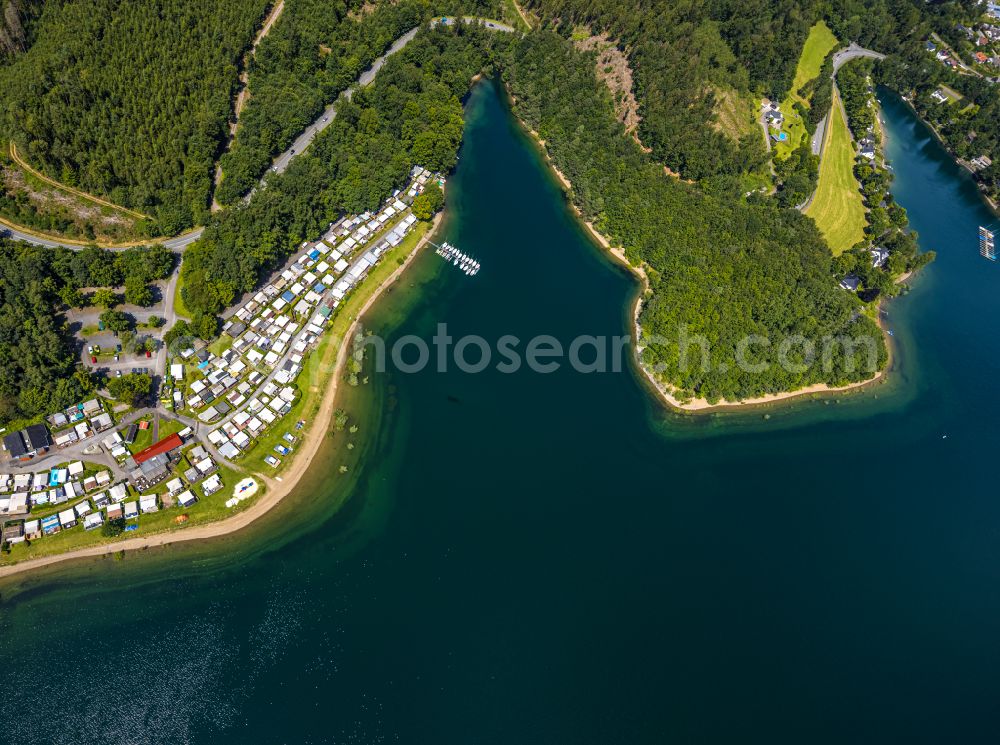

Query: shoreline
[0,214,442,581]
[509,103,888,414]
[895,91,1000,216]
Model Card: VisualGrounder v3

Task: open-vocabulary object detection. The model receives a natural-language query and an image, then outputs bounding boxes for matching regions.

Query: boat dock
[431,240,480,276]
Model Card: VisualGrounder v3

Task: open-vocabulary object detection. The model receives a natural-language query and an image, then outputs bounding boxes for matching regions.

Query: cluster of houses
[839,247,891,291]
[0,167,443,553]
[1,399,116,466]
[1,425,227,546]
[0,458,136,545]
[930,22,1000,72]
[0,461,112,514]
[928,39,965,71]
[46,399,115,447]
[172,167,437,468]
[102,427,220,497]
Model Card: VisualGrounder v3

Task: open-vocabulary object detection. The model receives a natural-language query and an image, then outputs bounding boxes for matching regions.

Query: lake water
[1,83,999,744]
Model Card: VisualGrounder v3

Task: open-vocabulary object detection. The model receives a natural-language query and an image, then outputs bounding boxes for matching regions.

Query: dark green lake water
[2,83,999,744]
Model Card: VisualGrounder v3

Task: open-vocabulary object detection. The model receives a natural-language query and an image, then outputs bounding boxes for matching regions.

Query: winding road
[811,44,886,157]
[3,16,515,252]
[253,17,514,194]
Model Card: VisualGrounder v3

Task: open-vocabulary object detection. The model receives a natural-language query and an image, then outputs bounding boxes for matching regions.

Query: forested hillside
[506,32,884,401]
[183,25,512,322]
[0,0,270,234]
[216,0,501,204]
[520,0,815,182]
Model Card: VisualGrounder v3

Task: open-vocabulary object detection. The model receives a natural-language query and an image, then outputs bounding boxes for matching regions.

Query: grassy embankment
[773,21,839,160]
[804,87,867,254]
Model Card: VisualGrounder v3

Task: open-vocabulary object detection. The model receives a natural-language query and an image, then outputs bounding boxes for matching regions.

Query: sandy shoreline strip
[0,214,442,580]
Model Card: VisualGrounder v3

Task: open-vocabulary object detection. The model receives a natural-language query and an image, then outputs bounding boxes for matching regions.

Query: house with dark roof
[3,424,52,461]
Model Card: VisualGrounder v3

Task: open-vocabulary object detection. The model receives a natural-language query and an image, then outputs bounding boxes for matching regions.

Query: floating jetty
[980,225,996,261]
[432,241,480,276]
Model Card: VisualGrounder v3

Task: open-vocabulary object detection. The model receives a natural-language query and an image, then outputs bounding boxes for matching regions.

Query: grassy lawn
[207,335,234,357]
[128,418,155,453]
[939,84,964,104]
[172,270,192,320]
[804,89,867,254]
[773,21,839,159]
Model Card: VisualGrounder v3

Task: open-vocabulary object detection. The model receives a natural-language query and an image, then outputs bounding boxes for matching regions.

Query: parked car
[145,350,151,358]
[116,344,122,352]
[116,370,122,377]
[87,345,94,354]
[90,356,97,364]
[114,354,119,361]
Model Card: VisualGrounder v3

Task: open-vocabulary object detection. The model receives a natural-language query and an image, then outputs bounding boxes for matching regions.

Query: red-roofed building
[133,433,183,465]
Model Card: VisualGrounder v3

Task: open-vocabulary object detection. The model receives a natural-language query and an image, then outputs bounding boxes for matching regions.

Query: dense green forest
[0,0,269,234]
[216,0,501,204]
[183,25,512,325]
[0,238,172,423]
[520,0,814,183]
[0,0,963,413]
[505,31,885,401]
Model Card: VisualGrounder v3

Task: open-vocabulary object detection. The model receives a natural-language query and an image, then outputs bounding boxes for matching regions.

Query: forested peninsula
[0,0,972,419]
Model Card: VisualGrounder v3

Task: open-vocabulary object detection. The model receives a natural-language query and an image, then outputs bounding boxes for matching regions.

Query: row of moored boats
[435,241,480,276]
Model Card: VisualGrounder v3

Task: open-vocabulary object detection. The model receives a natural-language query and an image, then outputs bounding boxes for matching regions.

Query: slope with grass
[805,87,866,254]
[773,20,839,159]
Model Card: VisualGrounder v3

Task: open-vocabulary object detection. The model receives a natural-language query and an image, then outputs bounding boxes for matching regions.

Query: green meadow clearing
[805,88,867,254]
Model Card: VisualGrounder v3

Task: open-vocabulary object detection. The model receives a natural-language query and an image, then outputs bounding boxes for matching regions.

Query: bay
[1,82,998,744]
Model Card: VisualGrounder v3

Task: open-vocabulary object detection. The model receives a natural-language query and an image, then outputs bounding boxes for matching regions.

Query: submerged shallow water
[1,83,999,743]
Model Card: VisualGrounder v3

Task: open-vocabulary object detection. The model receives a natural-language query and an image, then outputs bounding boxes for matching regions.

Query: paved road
[805,44,885,158]
[792,42,887,205]
[4,17,513,251]
[810,110,828,156]
[254,17,516,194]
[832,43,885,73]
[0,221,202,253]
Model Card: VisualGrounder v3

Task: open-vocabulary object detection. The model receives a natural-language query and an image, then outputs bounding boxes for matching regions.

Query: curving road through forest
[3,17,514,252]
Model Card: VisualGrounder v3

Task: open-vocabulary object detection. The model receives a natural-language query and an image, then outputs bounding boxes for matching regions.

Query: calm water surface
[1,84,998,744]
